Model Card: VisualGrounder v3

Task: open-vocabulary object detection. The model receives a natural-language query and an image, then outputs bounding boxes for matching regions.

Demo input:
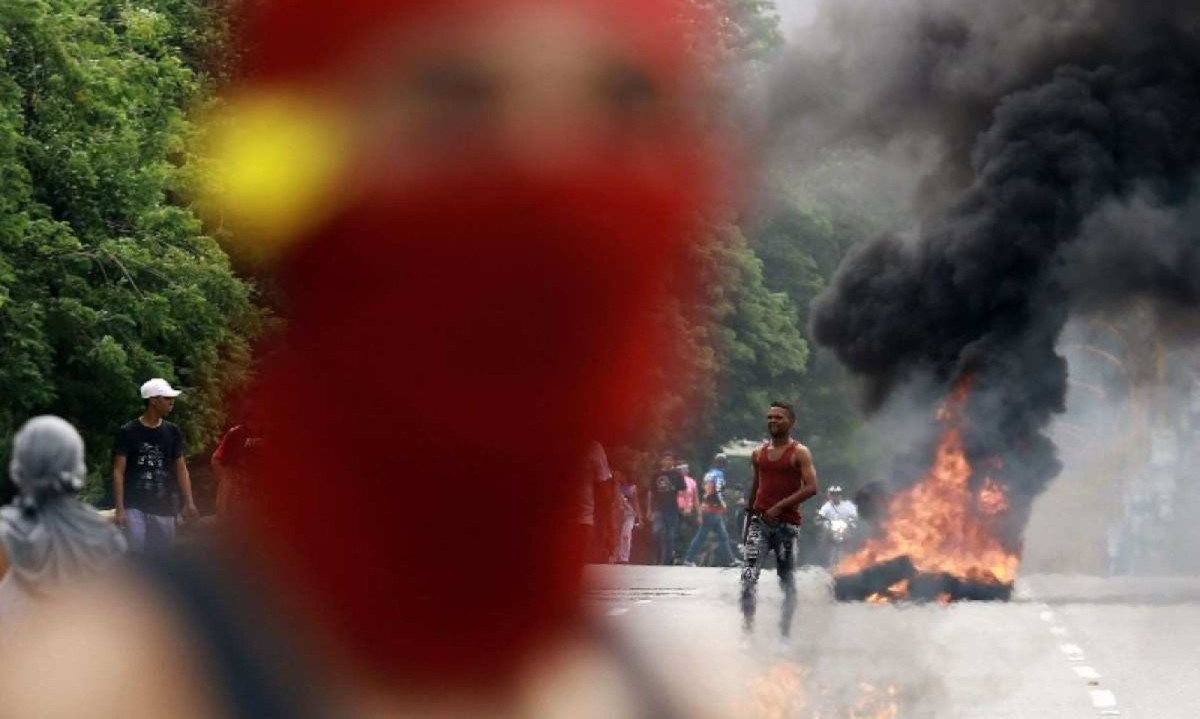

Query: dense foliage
[0,0,259,499]
[0,0,884,503]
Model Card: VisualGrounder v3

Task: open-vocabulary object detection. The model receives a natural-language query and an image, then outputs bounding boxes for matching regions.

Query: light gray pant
[125,508,176,553]
[611,509,636,563]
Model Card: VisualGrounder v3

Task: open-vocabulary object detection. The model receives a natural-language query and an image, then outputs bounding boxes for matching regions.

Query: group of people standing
[580,446,740,568]
[646,451,740,567]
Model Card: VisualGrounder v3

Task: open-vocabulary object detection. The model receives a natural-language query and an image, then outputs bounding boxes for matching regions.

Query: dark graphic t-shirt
[650,468,686,517]
[115,420,185,516]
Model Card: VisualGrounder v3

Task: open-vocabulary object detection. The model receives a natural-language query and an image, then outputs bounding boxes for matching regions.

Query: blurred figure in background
[0,417,125,624]
[609,466,641,564]
[649,451,688,565]
[578,441,614,563]
[675,461,700,560]
[212,412,264,520]
[683,453,737,567]
[0,0,726,716]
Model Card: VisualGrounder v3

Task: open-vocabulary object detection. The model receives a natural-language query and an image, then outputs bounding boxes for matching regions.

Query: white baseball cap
[140,378,182,399]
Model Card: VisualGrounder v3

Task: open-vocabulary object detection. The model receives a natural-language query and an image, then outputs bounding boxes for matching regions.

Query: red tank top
[753,441,804,524]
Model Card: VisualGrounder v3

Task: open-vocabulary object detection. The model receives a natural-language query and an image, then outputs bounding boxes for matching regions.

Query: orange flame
[748,664,899,719]
[748,661,807,719]
[837,379,1019,594]
[851,683,900,719]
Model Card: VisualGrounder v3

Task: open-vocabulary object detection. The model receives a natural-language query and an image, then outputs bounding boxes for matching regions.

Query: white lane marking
[636,599,652,604]
[1046,614,1121,714]
[1059,643,1085,661]
[1073,666,1101,681]
[606,607,629,617]
[1090,689,1118,708]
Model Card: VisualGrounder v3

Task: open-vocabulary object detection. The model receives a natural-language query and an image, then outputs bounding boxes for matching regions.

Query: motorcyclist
[817,486,858,523]
[816,486,858,568]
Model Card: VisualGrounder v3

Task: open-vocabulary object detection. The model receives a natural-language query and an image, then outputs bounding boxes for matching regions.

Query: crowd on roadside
[579,444,743,567]
[580,442,896,570]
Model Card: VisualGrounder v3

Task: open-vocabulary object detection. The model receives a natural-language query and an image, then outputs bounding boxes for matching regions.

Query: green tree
[0,0,259,501]
[721,0,784,68]
[628,0,802,473]
[742,151,909,485]
[704,221,809,443]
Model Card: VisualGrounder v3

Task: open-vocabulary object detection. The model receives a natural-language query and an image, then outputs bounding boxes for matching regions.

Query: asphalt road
[586,566,1200,719]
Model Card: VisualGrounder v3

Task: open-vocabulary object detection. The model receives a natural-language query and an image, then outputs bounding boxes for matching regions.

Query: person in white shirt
[817,486,858,522]
[817,485,858,568]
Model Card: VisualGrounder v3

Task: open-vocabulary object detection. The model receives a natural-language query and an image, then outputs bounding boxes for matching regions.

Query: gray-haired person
[0,416,126,621]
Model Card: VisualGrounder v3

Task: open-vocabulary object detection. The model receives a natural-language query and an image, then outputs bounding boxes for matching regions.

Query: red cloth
[244,0,709,85]
[236,0,721,689]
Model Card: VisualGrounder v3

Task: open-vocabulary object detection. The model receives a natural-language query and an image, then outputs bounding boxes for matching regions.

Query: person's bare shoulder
[0,573,224,719]
[791,442,813,464]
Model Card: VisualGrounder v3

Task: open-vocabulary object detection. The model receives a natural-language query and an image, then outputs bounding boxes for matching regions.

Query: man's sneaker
[771,637,791,656]
[682,561,697,567]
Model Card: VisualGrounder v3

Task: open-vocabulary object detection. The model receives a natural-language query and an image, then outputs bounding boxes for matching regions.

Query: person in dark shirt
[645,451,686,565]
[112,378,199,552]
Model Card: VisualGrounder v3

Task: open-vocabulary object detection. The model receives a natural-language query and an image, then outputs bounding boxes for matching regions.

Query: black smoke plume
[786,1,1200,550]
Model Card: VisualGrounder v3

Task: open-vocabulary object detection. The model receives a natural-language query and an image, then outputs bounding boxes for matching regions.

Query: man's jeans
[652,511,681,565]
[125,508,176,553]
[684,511,737,565]
[740,518,799,636]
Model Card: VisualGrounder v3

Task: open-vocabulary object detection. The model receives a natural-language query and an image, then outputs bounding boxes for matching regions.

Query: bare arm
[176,457,198,518]
[112,454,127,527]
[746,451,760,511]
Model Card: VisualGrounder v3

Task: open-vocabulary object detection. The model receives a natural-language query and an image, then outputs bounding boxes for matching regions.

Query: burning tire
[833,554,1013,603]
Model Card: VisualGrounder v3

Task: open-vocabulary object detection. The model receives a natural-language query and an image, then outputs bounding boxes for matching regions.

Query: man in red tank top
[741,401,818,641]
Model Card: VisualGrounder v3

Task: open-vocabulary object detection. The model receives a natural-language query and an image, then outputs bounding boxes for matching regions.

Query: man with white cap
[112,378,199,552]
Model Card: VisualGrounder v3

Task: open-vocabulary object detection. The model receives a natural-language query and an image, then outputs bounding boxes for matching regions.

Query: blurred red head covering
[245,0,709,84]
[238,0,723,689]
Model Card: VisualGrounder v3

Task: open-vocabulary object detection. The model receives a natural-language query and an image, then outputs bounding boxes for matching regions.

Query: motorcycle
[819,515,858,570]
